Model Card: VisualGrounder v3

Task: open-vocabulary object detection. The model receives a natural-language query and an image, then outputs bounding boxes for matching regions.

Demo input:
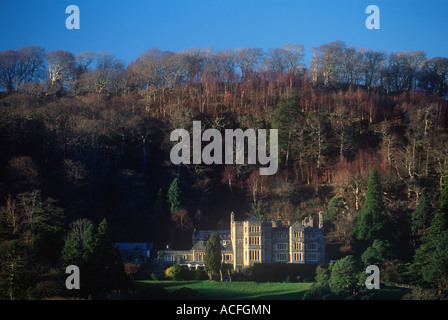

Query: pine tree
[60,232,85,269]
[325,196,346,222]
[360,239,393,266]
[204,232,222,280]
[328,255,366,299]
[167,178,183,215]
[414,169,448,289]
[438,169,448,229]
[94,219,124,278]
[272,89,303,168]
[351,168,390,253]
[82,223,95,260]
[411,189,433,244]
[81,219,126,297]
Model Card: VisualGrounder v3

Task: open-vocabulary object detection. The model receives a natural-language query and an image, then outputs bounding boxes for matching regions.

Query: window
[306,243,318,250]
[249,226,260,233]
[293,253,302,262]
[249,250,260,261]
[224,254,233,261]
[277,253,288,261]
[277,243,287,250]
[294,242,302,250]
[249,236,260,245]
[167,255,175,261]
[293,231,303,238]
[307,253,319,261]
[196,252,204,261]
[277,233,287,239]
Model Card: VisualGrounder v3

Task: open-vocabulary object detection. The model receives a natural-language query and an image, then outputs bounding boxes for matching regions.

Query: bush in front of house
[150,272,165,281]
[165,264,183,280]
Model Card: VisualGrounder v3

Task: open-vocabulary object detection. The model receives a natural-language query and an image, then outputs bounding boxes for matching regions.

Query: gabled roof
[193,229,230,239]
[243,215,262,223]
[290,221,305,229]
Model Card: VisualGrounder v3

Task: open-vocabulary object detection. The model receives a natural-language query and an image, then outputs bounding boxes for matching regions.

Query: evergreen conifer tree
[83,223,96,260]
[167,178,183,215]
[272,89,303,168]
[93,219,125,292]
[325,196,347,222]
[351,168,390,253]
[411,189,433,244]
[60,232,84,269]
[413,169,448,289]
[204,232,222,280]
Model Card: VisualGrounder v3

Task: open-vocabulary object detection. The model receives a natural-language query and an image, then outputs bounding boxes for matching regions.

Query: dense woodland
[1,41,448,299]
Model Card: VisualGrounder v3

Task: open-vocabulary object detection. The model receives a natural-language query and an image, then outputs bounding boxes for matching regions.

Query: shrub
[165,264,182,280]
[194,269,209,280]
[124,263,141,279]
[402,287,447,300]
[150,272,165,281]
[231,267,253,281]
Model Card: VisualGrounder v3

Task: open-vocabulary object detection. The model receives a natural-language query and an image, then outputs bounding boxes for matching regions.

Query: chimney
[319,211,324,229]
[302,216,313,228]
[277,217,282,228]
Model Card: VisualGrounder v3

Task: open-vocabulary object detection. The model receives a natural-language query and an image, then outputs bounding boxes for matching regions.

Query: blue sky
[1,0,447,65]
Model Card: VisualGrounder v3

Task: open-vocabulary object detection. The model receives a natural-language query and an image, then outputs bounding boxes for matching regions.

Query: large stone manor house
[160,211,326,270]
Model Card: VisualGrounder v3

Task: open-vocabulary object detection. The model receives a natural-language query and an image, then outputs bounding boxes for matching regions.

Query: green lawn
[133,280,411,300]
[133,280,312,300]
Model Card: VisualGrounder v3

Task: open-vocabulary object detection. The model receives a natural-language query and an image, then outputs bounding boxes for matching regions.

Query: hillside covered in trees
[1,41,448,298]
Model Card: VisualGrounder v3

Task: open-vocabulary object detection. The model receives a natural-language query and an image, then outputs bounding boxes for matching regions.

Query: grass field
[133,280,410,300]
[134,280,312,300]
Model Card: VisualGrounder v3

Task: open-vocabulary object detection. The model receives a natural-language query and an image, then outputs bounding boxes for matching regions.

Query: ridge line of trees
[1,41,447,99]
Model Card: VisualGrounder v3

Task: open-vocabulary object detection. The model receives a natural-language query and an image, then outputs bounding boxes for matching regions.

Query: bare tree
[0,46,45,93]
[311,41,346,88]
[16,46,46,90]
[94,52,124,94]
[359,48,385,92]
[0,50,20,92]
[264,47,288,74]
[75,51,95,75]
[234,47,263,79]
[420,57,448,97]
[68,218,93,242]
[281,43,305,76]
[46,50,76,88]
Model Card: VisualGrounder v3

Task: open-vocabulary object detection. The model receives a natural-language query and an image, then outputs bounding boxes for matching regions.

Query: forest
[0,41,448,299]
